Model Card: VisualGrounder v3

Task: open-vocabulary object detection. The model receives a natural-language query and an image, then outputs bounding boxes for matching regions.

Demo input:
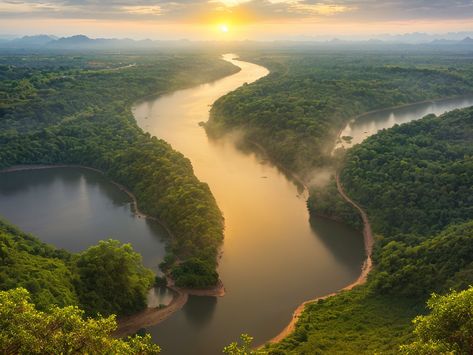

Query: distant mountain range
[0,34,194,50]
[0,34,472,51]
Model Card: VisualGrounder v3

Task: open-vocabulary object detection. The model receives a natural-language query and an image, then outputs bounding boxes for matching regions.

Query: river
[337,95,473,149]
[2,55,470,354]
[132,54,365,353]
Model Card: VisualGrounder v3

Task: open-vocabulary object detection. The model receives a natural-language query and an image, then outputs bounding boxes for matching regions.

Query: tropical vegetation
[264,106,473,354]
[0,53,238,288]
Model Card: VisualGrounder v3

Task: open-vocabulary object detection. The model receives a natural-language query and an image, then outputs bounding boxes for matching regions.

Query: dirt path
[335,173,374,258]
[267,172,374,345]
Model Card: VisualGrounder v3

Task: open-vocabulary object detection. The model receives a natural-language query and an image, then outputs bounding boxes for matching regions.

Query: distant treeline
[0,53,239,290]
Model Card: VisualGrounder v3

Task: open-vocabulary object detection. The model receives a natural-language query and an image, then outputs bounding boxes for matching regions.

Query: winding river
[1,55,472,354]
[132,54,365,354]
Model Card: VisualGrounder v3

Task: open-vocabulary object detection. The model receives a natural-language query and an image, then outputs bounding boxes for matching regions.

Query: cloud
[0,0,472,23]
[285,1,354,15]
[121,5,163,15]
[0,0,61,13]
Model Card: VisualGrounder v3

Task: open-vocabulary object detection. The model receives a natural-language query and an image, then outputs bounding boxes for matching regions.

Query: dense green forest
[341,108,473,238]
[265,107,473,353]
[209,51,473,176]
[0,53,238,288]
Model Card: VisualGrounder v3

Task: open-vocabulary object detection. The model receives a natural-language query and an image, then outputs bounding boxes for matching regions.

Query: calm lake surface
[337,95,473,149]
[0,168,168,270]
[2,55,470,354]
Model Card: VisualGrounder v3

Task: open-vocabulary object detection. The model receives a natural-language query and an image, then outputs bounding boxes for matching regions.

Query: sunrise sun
[219,24,229,33]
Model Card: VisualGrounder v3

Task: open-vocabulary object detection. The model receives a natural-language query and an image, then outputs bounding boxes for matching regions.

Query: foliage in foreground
[401,287,473,354]
[223,334,264,355]
[0,288,161,354]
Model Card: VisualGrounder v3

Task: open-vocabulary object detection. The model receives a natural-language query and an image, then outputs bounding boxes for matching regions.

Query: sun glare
[219,24,229,33]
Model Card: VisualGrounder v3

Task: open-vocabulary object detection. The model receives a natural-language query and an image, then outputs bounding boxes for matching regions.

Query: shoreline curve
[261,92,473,347]
[0,164,226,336]
[265,171,373,345]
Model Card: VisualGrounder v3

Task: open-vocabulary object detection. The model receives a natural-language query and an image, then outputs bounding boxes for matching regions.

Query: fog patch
[306,166,335,189]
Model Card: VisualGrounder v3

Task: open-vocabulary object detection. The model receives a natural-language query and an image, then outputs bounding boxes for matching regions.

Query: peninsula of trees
[209,51,473,176]
[0,53,239,288]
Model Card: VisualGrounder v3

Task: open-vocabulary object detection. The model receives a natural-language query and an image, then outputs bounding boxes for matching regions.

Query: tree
[0,288,161,354]
[223,334,266,355]
[74,239,155,316]
[400,286,473,354]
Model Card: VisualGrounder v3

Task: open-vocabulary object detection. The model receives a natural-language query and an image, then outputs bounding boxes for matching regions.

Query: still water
[337,95,473,149]
[0,168,168,271]
[133,55,365,354]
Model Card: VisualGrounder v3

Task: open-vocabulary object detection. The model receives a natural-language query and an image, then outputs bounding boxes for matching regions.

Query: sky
[1,0,473,40]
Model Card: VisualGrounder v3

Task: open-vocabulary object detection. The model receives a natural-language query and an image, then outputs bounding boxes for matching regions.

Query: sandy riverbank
[264,151,374,346]
[115,278,225,337]
[266,172,374,344]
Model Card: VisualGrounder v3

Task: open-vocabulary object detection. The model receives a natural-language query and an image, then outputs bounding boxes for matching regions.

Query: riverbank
[257,93,473,348]
[0,164,226,334]
[115,278,225,337]
[207,122,372,348]
[266,172,373,345]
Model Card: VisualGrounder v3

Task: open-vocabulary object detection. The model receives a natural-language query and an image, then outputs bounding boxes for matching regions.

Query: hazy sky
[1,0,473,40]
